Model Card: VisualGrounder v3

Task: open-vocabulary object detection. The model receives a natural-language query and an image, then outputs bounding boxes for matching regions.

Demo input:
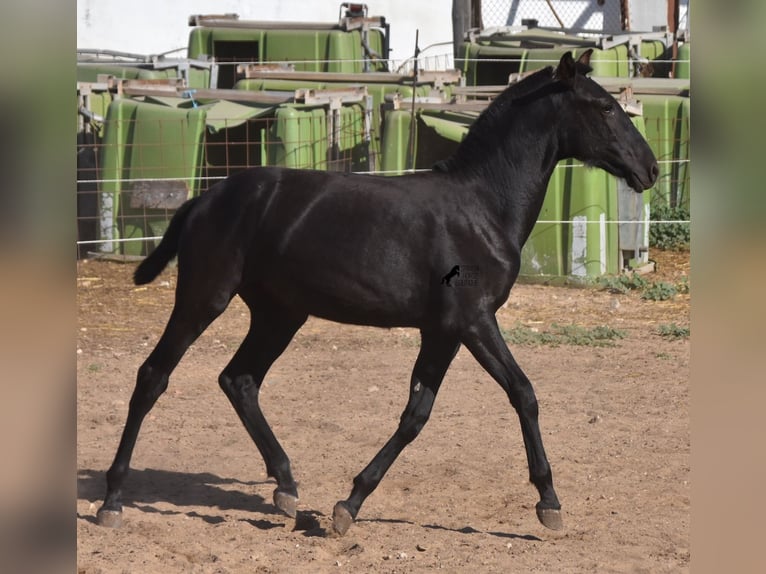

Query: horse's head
[556,50,658,192]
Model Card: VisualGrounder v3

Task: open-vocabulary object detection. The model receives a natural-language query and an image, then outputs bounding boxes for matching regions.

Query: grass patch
[501,322,626,347]
[598,272,648,294]
[641,281,678,301]
[597,273,689,301]
[657,323,690,340]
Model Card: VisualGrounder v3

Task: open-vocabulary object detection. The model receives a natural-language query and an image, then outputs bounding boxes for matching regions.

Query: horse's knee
[507,383,539,418]
[398,409,431,443]
[218,371,258,399]
[131,363,169,409]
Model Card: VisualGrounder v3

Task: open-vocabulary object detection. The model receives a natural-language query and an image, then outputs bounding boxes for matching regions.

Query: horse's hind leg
[332,330,460,535]
[97,277,235,527]
[461,313,563,531]
[217,297,307,518]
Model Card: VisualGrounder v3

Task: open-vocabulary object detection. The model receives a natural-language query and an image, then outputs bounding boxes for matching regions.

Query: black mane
[435,66,559,173]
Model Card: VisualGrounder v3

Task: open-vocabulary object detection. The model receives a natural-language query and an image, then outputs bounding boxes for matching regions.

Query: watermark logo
[441,265,480,287]
[440,265,460,286]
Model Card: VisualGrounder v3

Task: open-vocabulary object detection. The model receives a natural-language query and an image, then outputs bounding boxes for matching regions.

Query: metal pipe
[544,0,566,28]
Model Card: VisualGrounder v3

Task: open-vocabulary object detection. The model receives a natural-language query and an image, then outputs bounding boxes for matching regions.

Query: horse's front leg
[332,330,460,535]
[461,314,563,530]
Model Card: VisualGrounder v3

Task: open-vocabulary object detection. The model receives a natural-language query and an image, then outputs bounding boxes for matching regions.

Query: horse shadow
[77,467,282,527]
[78,468,542,540]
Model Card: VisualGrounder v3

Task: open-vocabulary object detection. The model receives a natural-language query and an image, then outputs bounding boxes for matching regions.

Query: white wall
[77,0,454,64]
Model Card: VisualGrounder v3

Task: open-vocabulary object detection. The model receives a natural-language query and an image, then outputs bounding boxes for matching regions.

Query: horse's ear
[577,49,593,68]
[576,49,594,75]
[556,51,577,85]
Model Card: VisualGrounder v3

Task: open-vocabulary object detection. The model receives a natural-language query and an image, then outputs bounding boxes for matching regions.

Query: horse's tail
[133,196,201,285]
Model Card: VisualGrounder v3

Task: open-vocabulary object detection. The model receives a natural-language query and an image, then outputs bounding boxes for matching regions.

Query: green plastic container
[235,77,454,169]
[588,45,630,77]
[535,115,650,277]
[188,26,387,87]
[99,99,207,255]
[380,109,414,174]
[640,40,666,61]
[675,42,690,80]
[268,107,327,169]
[640,94,691,210]
[521,157,621,277]
[456,33,633,85]
[379,109,473,175]
[265,103,369,171]
[521,164,567,275]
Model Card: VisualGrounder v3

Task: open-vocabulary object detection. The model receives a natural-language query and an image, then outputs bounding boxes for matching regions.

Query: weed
[649,205,690,250]
[642,281,678,301]
[599,271,688,301]
[501,323,626,347]
[598,272,648,294]
[657,323,690,340]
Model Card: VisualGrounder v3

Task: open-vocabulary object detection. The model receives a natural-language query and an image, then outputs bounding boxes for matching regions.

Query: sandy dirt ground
[77,250,689,573]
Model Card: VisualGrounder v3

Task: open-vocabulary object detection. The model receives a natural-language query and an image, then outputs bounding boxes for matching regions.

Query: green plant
[598,272,648,294]
[599,272,688,301]
[501,322,626,347]
[649,204,690,250]
[657,323,690,340]
[642,281,678,301]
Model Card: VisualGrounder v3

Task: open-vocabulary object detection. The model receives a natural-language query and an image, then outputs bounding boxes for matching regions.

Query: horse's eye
[601,103,615,116]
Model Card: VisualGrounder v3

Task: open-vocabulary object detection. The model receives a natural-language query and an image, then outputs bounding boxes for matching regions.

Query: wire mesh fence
[481,0,623,31]
[76,93,377,258]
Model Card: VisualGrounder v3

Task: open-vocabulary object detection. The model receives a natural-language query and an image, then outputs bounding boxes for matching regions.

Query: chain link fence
[481,0,623,32]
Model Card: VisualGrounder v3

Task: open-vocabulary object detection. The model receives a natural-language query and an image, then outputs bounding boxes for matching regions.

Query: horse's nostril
[650,162,659,182]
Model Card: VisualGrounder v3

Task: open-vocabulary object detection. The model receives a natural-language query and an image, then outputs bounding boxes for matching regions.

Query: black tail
[133,197,201,285]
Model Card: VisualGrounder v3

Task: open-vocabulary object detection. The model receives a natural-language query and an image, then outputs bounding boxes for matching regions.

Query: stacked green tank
[80,8,392,255]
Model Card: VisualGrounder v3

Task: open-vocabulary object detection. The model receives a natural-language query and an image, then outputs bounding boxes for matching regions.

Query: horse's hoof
[96,508,123,528]
[535,506,564,531]
[273,490,299,518]
[331,502,354,536]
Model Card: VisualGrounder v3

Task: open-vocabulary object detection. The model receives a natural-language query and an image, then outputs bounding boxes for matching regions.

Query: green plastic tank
[267,103,368,172]
[640,93,690,210]
[455,34,631,86]
[98,99,207,255]
[675,43,690,80]
[188,26,386,87]
[523,115,650,277]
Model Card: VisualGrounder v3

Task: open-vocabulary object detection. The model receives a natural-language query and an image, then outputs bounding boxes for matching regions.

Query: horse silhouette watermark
[442,265,480,287]
[441,265,460,286]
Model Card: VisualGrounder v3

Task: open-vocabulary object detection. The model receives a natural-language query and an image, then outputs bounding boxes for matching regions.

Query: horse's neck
[454,101,563,249]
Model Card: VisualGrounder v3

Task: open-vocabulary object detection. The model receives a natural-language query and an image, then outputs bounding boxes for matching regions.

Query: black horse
[97,51,658,535]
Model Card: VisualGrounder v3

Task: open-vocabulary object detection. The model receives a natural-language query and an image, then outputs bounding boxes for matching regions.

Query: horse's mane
[434,66,558,173]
